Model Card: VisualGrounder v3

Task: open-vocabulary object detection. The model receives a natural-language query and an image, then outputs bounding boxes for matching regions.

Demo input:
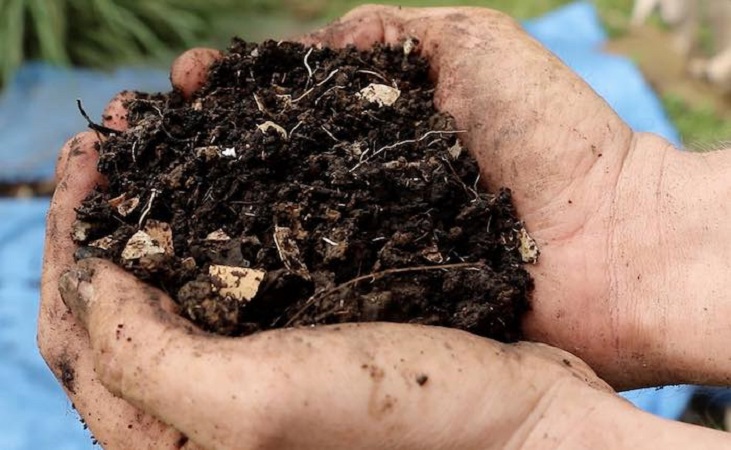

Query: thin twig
[321,126,340,142]
[76,99,121,136]
[283,261,483,326]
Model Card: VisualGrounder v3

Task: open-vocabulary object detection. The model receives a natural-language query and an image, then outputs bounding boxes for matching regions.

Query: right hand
[302,5,731,389]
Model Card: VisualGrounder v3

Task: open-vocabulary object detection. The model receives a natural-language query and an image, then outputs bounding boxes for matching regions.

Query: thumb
[301,5,448,70]
[58,258,205,402]
[170,48,222,99]
[58,258,280,449]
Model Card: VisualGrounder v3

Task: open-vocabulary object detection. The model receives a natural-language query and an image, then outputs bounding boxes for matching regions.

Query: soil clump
[73,38,536,342]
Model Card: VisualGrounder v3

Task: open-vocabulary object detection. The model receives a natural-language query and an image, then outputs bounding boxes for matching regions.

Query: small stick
[321,126,340,142]
[76,99,121,136]
[283,261,483,326]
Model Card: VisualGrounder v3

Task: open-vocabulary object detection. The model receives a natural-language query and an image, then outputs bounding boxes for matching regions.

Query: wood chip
[71,220,93,242]
[209,265,266,302]
[122,231,165,260]
[517,227,539,264]
[205,229,232,242]
[357,83,401,107]
[89,236,115,251]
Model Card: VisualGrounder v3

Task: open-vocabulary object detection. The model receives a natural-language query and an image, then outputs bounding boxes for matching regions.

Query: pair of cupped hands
[39,6,731,449]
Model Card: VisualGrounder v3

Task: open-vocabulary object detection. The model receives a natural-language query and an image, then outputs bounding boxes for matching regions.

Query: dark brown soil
[72,39,536,342]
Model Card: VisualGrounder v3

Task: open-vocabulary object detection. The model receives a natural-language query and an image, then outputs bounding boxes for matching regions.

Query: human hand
[302,5,731,389]
[36,121,647,449]
[37,49,220,450]
[57,256,731,450]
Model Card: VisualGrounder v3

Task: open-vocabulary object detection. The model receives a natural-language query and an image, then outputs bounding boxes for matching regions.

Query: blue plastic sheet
[525,1,692,420]
[0,2,717,448]
[0,64,168,183]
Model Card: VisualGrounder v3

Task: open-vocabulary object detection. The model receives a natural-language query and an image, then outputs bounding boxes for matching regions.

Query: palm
[309,5,673,384]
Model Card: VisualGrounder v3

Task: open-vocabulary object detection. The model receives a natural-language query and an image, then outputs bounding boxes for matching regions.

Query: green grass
[0,0,243,86]
[663,94,731,150]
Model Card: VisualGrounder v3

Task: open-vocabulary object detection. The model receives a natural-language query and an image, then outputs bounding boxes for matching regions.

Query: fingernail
[59,267,94,326]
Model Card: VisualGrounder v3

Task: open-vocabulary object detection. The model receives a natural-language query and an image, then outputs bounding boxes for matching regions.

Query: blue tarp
[0,2,714,448]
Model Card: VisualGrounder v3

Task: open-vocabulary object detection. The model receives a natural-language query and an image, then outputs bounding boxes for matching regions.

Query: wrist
[516,380,730,449]
[609,134,731,388]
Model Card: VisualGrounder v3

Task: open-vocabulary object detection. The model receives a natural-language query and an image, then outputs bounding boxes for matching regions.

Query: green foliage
[0,0,241,87]
[662,94,731,150]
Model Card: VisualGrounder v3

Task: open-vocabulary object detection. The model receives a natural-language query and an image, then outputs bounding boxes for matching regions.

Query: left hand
[57,256,629,450]
[37,49,220,450]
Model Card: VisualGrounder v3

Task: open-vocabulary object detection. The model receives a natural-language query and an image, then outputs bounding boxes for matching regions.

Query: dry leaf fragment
[357,83,401,107]
[116,196,140,216]
[121,221,174,261]
[257,121,288,140]
[195,146,221,161]
[206,229,232,242]
[421,244,444,263]
[448,141,463,160]
[89,236,115,251]
[209,265,266,302]
[122,231,165,260]
[273,226,310,279]
[517,227,539,264]
[144,220,174,254]
[71,220,93,242]
[403,37,418,56]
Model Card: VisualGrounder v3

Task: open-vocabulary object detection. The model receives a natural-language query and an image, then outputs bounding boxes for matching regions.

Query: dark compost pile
[72,39,536,342]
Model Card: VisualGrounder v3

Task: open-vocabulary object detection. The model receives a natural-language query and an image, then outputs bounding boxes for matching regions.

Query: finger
[508,342,615,394]
[57,257,623,450]
[170,48,222,99]
[40,139,196,449]
[301,6,458,60]
[102,90,136,130]
[58,258,219,444]
[53,132,97,183]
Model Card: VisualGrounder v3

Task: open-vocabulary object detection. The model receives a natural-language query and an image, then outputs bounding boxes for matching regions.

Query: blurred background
[0,1,729,448]
[1,0,729,151]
